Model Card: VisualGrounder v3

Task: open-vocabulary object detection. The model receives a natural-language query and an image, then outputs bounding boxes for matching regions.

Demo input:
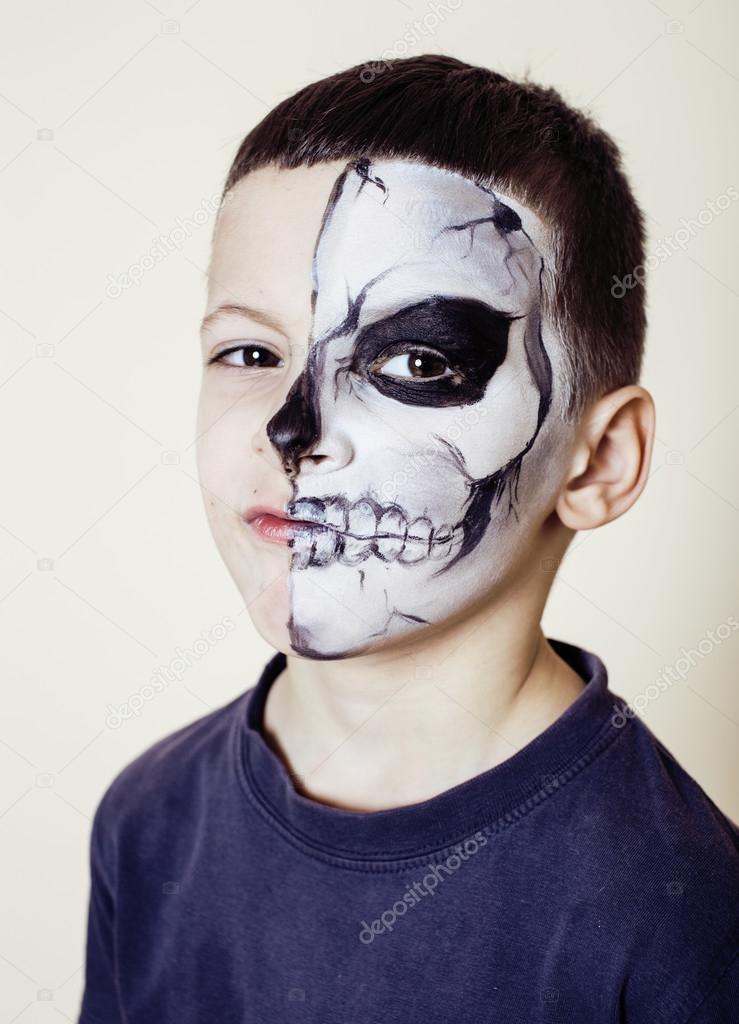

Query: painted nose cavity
[265,369,320,478]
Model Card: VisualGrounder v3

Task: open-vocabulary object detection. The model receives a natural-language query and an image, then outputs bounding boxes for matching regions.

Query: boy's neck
[261,580,586,813]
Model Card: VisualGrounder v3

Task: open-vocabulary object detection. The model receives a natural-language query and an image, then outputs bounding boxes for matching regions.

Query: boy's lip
[243,505,318,547]
[243,504,300,524]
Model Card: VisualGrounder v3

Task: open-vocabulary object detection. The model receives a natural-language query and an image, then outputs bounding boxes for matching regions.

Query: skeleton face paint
[258,158,568,659]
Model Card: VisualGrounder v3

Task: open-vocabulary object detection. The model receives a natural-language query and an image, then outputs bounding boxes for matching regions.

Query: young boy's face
[198,158,574,659]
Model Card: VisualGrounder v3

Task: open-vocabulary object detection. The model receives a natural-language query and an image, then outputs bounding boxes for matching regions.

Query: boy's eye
[369,345,455,381]
[210,345,284,370]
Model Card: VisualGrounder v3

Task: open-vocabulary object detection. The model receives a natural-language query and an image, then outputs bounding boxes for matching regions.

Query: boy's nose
[266,368,319,478]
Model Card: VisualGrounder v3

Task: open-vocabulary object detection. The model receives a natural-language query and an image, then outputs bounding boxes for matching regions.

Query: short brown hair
[221,54,646,418]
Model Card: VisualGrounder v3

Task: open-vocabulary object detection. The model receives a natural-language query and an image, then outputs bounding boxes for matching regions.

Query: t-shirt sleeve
[77,795,124,1023]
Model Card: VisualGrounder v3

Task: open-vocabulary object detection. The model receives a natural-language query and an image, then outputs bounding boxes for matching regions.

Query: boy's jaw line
[263,606,585,814]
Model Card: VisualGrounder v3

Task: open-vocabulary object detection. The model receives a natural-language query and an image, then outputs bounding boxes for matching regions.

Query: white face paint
[261,158,569,659]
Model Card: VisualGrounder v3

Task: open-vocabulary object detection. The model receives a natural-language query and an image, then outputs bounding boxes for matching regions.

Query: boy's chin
[246,584,433,661]
[238,528,526,661]
[286,620,428,662]
[248,612,382,661]
[243,573,292,648]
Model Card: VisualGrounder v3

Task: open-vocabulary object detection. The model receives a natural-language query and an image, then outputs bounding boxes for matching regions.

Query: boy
[79,55,738,1022]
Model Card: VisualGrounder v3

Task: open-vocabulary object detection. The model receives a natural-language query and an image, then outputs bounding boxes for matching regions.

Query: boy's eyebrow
[199,302,286,336]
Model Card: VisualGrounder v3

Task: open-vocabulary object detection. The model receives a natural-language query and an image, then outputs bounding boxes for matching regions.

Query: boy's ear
[556,385,656,530]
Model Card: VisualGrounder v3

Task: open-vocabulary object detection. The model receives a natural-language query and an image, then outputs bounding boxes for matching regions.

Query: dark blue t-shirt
[79,640,739,1023]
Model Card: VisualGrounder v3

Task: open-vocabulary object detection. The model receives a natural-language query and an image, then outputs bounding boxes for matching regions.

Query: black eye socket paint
[350,295,515,407]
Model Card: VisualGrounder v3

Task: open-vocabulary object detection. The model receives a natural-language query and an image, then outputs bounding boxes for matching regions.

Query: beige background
[1,0,738,1018]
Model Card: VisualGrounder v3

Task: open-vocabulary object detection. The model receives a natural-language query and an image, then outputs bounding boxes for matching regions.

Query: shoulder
[574,712,739,1020]
[580,709,739,899]
[596,711,739,862]
[91,687,251,847]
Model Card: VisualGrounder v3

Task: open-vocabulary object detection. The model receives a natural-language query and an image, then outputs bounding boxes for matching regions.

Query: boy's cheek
[196,398,254,490]
[247,574,292,650]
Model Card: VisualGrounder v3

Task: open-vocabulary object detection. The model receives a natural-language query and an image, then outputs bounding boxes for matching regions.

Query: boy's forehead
[208,158,550,330]
[309,158,545,340]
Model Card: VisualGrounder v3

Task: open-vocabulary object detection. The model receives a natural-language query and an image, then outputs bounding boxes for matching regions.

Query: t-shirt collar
[236,639,623,864]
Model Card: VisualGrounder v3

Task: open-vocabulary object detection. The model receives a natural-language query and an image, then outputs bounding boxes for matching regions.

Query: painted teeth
[376,507,406,562]
[288,497,327,525]
[289,525,318,570]
[398,517,432,564]
[310,525,338,566]
[286,496,459,569]
[324,502,347,531]
[430,524,454,560]
[347,500,378,539]
[338,500,378,565]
